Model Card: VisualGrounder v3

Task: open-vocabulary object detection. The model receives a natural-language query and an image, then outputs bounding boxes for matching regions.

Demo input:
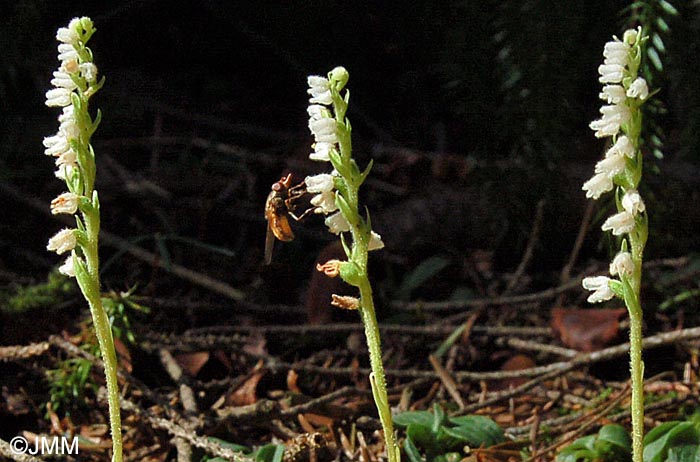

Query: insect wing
[264,222,276,265]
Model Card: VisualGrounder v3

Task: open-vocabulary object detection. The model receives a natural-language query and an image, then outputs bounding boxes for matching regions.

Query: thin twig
[503,199,545,296]
[0,438,44,462]
[556,200,594,306]
[0,342,50,362]
[429,355,465,410]
[0,181,245,300]
[159,349,198,462]
[119,396,254,462]
[391,277,583,311]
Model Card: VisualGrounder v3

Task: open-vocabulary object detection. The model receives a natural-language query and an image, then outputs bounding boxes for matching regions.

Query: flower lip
[582,276,615,303]
[582,172,613,199]
[47,228,77,255]
[50,192,80,215]
[602,210,635,236]
[610,251,635,277]
[622,189,645,215]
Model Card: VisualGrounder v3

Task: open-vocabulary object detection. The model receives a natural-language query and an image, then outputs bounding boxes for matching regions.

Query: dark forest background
[1,0,699,328]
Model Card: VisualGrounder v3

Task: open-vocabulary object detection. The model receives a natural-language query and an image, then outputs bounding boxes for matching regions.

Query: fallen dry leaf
[174,351,210,377]
[551,307,626,351]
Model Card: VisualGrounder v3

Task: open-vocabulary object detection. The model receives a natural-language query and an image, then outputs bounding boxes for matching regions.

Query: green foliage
[46,353,98,418]
[643,414,700,462]
[624,0,678,160]
[557,413,700,462]
[0,270,75,314]
[395,256,451,301]
[394,404,505,462]
[556,424,632,462]
[45,287,147,418]
[101,287,150,345]
[201,438,285,462]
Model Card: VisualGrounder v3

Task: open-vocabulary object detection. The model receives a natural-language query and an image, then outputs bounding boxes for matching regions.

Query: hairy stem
[358,279,399,462]
[81,212,122,462]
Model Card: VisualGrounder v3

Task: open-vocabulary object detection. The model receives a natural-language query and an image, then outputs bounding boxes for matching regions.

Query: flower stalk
[306,67,399,462]
[583,27,650,462]
[44,18,122,462]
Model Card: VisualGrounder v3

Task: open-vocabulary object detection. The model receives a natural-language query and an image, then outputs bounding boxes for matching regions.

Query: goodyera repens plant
[582,27,650,462]
[44,18,123,462]
[307,67,399,462]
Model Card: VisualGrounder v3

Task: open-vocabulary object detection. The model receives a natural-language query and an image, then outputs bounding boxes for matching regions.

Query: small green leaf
[644,421,699,462]
[647,47,663,72]
[406,423,439,454]
[652,34,666,53]
[659,0,678,15]
[656,16,670,32]
[396,256,450,300]
[254,444,285,462]
[446,415,505,447]
[394,411,435,428]
[403,435,424,462]
[667,445,700,462]
[432,403,445,433]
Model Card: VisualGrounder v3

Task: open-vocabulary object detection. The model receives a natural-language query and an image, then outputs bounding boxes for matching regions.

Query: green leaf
[403,435,425,462]
[647,47,663,72]
[406,423,439,455]
[593,424,631,461]
[359,158,374,185]
[396,256,450,300]
[446,415,505,447]
[254,444,285,462]
[556,435,596,462]
[207,437,249,453]
[659,0,678,15]
[432,403,445,433]
[394,411,435,428]
[656,16,670,33]
[651,34,666,53]
[644,422,699,462]
[667,445,700,462]
[596,424,631,451]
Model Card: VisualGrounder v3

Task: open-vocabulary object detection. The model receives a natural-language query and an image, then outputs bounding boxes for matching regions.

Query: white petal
[58,255,76,277]
[610,252,634,277]
[310,191,338,214]
[310,142,334,162]
[582,172,613,199]
[626,77,649,100]
[598,64,625,83]
[602,211,635,235]
[325,212,351,234]
[606,135,634,159]
[305,173,335,193]
[368,231,384,251]
[582,276,615,303]
[50,192,80,215]
[595,153,625,178]
[622,189,645,215]
[599,85,626,104]
[47,228,77,255]
[79,63,97,82]
[45,87,72,107]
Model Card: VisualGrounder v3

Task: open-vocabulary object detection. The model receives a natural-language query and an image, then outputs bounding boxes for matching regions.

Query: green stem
[81,213,123,462]
[627,295,644,462]
[358,278,400,462]
[627,222,646,462]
